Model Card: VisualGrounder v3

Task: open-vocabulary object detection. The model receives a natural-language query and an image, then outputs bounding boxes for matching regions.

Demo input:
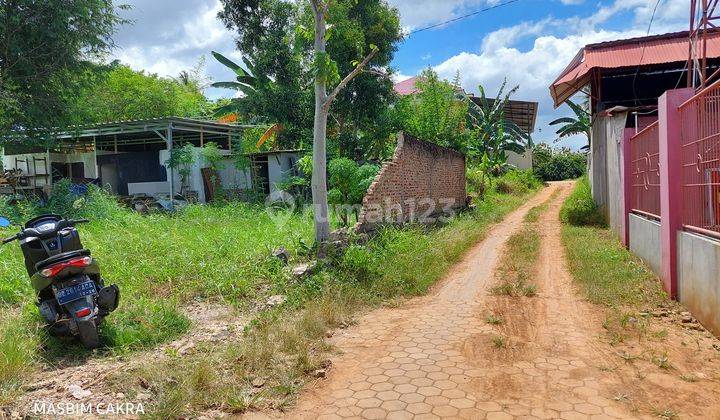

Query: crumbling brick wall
[357,132,467,232]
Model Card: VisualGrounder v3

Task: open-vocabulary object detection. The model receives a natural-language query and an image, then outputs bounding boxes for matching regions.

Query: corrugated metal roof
[393,77,421,96]
[550,30,720,107]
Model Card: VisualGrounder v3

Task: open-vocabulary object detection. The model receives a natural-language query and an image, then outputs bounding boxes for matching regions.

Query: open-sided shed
[1,117,302,203]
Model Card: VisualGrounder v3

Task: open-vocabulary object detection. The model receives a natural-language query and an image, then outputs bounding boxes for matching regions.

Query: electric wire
[407,0,523,36]
[631,0,664,105]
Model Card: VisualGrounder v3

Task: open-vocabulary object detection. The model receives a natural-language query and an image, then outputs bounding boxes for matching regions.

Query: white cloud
[432,0,688,149]
[110,0,239,99]
[387,0,488,30]
[391,71,414,83]
[387,0,592,30]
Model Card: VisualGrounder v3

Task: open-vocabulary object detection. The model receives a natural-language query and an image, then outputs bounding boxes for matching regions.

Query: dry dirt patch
[9,302,247,418]
[277,182,720,419]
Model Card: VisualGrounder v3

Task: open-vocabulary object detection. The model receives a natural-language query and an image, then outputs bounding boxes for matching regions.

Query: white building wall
[507,150,533,170]
[2,152,52,188]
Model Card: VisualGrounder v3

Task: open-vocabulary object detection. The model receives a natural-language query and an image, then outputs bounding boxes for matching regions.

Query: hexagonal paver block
[349,381,371,391]
[410,377,434,387]
[417,386,442,397]
[406,402,433,415]
[381,399,407,411]
[399,392,425,404]
[575,403,603,415]
[486,412,514,420]
[354,389,376,400]
[377,390,401,401]
[449,398,476,409]
[427,371,450,381]
[361,408,388,419]
[434,380,458,390]
[432,405,460,417]
[371,382,394,392]
[357,397,382,409]
[394,383,418,394]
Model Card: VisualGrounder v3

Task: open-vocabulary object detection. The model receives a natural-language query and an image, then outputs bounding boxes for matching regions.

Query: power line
[631,0,664,105]
[407,0,524,36]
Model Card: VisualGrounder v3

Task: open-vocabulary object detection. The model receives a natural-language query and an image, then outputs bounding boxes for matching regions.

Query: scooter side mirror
[0,217,10,228]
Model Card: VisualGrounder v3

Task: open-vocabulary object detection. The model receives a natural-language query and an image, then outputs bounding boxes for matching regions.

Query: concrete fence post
[621,128,635,248]
[658,88,694,299]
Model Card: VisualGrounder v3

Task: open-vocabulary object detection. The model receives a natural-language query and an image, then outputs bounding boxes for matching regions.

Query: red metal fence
[679,80,720,238]
[629,121,662,219]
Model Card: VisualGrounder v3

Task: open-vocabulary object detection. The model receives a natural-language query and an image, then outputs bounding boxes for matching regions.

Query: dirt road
[282,182,720,419]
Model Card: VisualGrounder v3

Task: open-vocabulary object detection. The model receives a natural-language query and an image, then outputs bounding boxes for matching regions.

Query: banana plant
[210,51,264,118]
[462,79,532,167]
[211,51,280,148]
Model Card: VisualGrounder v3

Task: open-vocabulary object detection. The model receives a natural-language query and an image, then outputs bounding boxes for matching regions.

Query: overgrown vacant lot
[0,172,542,414]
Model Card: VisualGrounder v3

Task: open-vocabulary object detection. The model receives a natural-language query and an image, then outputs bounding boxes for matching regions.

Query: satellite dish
[0,217,10,228]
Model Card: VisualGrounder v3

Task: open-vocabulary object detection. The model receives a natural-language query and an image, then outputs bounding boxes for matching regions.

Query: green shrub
[501,169,541,194]
[1,180,126,224]
[466,168,486,197]
[327,158,380,226]
[495,179,513,194]
[560,176,606,226]
[533,143,586,181]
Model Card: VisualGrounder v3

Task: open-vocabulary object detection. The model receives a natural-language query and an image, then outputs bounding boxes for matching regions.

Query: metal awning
[2,117,257,147]
[550,30,720,107]
[470,98,538,135]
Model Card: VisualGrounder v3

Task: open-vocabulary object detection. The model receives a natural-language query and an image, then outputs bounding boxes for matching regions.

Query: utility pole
[688,0,720,89]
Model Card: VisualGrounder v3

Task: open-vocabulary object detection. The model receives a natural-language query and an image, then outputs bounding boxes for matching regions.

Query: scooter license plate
[55,281,97,305]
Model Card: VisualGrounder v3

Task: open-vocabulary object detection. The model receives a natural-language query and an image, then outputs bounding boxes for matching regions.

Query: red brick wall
[357,132,467,231]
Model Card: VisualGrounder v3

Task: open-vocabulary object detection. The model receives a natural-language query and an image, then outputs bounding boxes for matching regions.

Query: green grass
[0,311,40,406]
[492,335,506,348]
[106,174,543,416]
[0,170,542,414]
[562,226,667,307]
[0,199,316,403]
[559,175,606,227]
[491,200,545,298]
[485,313,503,325]
[560,178,669,345]
[363,189,534,298]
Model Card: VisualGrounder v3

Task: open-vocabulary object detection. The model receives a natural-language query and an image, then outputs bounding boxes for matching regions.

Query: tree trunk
[311,3,331,243]
[309,0,378,244]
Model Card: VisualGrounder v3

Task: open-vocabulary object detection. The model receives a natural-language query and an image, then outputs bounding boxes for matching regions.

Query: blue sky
[111,0,688,149]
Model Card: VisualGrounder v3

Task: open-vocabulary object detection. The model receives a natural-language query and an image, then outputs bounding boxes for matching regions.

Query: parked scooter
[1,215,120,348]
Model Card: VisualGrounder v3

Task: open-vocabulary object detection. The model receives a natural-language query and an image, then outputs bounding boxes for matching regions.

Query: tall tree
[218,0,402,243]
[308,0,380,243]
[313,0,401,160]
[218,0,312,147]
[72,63,211,123]
[217,0,401,157]
[0,0,125,135]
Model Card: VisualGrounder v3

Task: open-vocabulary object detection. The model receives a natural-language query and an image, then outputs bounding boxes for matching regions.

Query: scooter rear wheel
[77,320,100,349]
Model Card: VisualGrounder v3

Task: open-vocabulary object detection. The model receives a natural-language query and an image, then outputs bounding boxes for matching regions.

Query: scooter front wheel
[77,320,100,349]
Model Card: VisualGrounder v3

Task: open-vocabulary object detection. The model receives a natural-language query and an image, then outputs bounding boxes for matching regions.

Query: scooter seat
[35,250,91,271]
